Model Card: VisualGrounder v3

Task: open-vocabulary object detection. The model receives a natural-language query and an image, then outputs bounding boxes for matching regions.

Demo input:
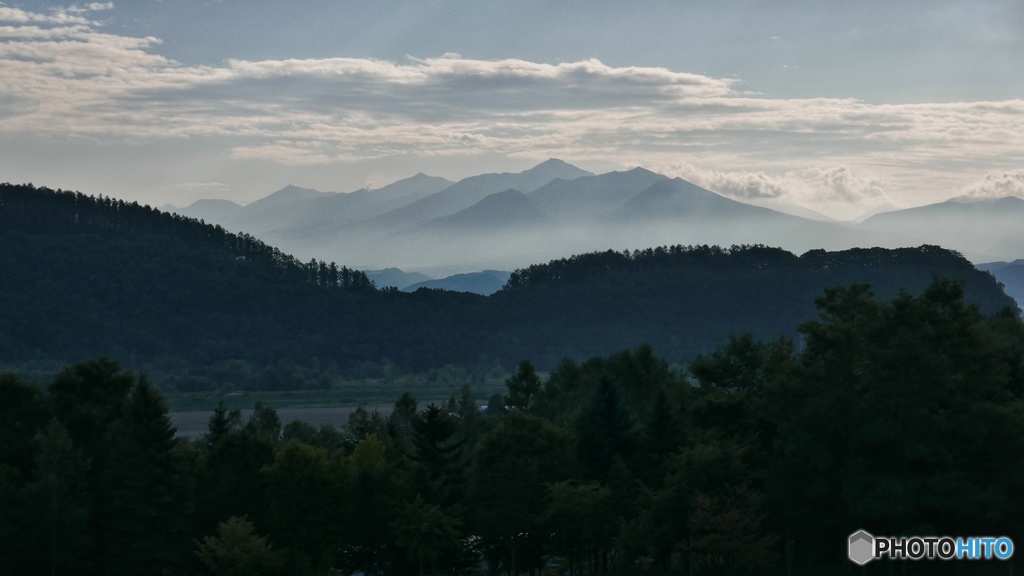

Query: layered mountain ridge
[169,159,1024,274]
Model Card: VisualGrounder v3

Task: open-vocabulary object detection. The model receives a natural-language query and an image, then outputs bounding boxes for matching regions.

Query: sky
[1,0,1022,220]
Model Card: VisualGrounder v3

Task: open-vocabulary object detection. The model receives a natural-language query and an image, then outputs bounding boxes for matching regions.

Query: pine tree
[389,392,419,457]
[21,420,92,575]
[411,404,465,507]
[197,428,275,537]
[206,398,234,448]
[575,376,635,482]
[641,388,678,488]
[261,440,350,571]
[97,377,190,576]
[505,360,541,412]
[328,261,340,288]
[0,373,46,482]
[47,357,134,480]
[470,412,572,576]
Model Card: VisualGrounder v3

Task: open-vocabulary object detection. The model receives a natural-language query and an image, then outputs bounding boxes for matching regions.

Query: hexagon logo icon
[849,530,875,565]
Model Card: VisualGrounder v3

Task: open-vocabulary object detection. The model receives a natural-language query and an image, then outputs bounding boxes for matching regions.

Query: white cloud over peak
[964,170,1024,199]
[660,163,897,220]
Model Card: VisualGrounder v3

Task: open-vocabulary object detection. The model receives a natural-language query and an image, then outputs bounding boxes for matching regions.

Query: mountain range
[170,159,1023,275]
[402,270,511,295]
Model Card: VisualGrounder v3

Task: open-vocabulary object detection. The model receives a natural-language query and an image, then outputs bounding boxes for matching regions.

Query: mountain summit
[247,184,333,211]
[523,158,594,183]
[363,159,594,232]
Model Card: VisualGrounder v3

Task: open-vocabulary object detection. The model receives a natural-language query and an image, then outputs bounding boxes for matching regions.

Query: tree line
[0,183,371,292]
[2,278,1022,575]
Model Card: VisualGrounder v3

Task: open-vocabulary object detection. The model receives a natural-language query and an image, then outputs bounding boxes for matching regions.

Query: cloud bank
[964,170,1024,199]
[1,3,1022,214]
[660,163,896,220]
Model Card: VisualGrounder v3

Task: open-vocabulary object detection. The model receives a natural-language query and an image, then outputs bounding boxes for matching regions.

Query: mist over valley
[170,160,1024,278]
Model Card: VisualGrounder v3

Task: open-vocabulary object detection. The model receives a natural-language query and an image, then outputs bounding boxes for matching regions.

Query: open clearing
[171,404,394,438]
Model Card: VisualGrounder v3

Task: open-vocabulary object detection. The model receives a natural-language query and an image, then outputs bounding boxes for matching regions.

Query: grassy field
[170,404,396,438]
[164,377,507,412]
[166,380,506,438]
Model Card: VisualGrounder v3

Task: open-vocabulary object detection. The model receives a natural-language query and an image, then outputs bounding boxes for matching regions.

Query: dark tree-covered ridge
[0,183,372,290]
[490,243,1015,367]
[506,243,998,294]
[0,183,397,385]
[1,183,1016,390]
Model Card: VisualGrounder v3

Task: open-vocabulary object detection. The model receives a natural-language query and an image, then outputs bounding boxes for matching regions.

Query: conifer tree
[261,440,350,572]
[471,412,571,575]
[411,403,465,507]
[19,420,92,575]
[389,392,419,457]
[97,377,190,575]
[505,360,541,412]
[205,398,235,448]
[47,357,134,480]
[575,376,635,482]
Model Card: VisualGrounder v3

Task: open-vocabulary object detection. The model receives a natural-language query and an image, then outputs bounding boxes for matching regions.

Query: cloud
[660,163,895,220]
[665,166,788,200]
[1,3,1023,209]
[0,3,108,26]
[794,167,887,203]
[964,170,1024,199]
[82,3,115,11]
[0,7,86,25]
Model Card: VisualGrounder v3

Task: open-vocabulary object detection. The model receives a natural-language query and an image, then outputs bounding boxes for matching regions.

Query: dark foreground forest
[3,278,1023,575]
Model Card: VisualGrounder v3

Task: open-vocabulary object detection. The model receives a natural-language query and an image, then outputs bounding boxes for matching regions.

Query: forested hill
[491,244,1016,366]
[0,183,386,380]
[1,183,1016,390]
[0,183,373,289]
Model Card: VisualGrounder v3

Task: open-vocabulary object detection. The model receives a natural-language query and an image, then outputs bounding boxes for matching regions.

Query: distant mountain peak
[523,158,593,179]
[625,166,660,176]
[280,184,316,192]
[246,184,334,210]
[185,197,242,210]
[271,184,334,198]
[402,172,445,182]
[176,197,243,226]
[534,158,575,168]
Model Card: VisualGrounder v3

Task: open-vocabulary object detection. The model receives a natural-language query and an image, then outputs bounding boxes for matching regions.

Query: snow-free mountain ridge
[175,159,1024,274]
